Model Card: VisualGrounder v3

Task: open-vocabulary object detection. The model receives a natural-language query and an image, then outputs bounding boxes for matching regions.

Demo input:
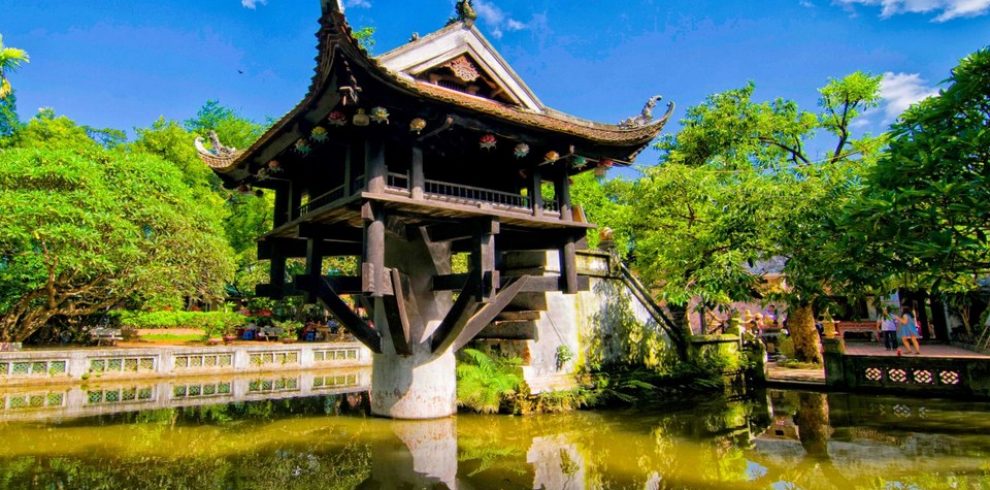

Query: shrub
[112,310,245,335]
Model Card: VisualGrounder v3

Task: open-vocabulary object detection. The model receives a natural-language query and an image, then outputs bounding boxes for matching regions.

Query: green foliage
[183,100,265,149]
[456,348,523,414]
[0,112,235,341]
[352,27,376,52]
[569,172,634,251]
[0,91,19,138]
[113,310,245,331]
[0,34,29,100]
[845,48,990,293]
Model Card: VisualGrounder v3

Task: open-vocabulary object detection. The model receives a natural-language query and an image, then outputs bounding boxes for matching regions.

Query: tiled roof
[207,1,671,173]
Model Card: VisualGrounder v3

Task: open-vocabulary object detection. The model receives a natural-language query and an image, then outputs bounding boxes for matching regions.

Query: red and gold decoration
[267,160,281,171]
[409,117,427,134]
[310,126,329,142]
[544,150,560,162]
[479,133,497,150]
[294,138,312,155]
[352,108,370,127]
[370,106,390,124]
[594,159,613,177]
[237,183,252,194]
[513,143,530,158]
[327,110,348,127]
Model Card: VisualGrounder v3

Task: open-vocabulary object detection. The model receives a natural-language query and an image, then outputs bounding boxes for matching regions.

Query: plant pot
[280,338,298,344]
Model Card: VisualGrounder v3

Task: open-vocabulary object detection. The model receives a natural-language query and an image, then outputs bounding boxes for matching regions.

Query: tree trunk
[667,303,692,337]
[789,304,822,364]
[795,392,830,459]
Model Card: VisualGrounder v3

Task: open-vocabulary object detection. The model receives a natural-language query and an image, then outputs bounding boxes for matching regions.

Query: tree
[847,48,990,294]
[183,101,273,295]
[640,74,883,362]
[0,113,234,341]
[0,34,29,100]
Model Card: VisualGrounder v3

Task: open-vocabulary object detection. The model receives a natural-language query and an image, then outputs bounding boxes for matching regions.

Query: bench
[89,327,123,346]
[834,321,878,341]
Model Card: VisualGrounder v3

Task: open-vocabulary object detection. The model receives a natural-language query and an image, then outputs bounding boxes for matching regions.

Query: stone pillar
[362,418,458,486]
[369,226,458,419]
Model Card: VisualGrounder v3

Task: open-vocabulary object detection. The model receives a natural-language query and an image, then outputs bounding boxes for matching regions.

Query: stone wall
[823,338,990,399]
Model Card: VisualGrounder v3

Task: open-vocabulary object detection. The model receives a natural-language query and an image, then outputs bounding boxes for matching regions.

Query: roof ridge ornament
[194,131,241,169]
[620,95,667,128]
[454,0,477,26]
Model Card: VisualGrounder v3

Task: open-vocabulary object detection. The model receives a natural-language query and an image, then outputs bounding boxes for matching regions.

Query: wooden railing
[386,171,410,192]
[298,184,345,216]
[424,178,531,209]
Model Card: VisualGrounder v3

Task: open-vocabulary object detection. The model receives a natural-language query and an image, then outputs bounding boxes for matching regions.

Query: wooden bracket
[294,275,381,353]
[382,268,413,356]
[430,272,482,353]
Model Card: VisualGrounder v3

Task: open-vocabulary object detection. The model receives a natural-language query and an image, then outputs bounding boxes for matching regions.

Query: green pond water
[1,370,989,489]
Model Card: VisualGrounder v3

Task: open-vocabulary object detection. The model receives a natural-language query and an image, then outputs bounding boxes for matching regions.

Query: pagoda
[199,0,671,419]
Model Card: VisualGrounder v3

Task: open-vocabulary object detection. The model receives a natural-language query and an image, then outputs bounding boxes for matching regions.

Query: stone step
[494,310,541,322]
[476,321,538,341]
[505,292,547,312]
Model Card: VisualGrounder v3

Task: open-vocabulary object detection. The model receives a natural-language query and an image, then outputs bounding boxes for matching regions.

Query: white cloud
[879,72,939,120]
[345,0,372,8]
[836,0,990,21]
[800,0,815,7]
[471,0,532,39]
[241,0,267,9]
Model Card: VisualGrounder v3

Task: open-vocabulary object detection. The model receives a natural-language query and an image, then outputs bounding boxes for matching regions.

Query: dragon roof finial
[456,0,477,25]
[620,95,669,128]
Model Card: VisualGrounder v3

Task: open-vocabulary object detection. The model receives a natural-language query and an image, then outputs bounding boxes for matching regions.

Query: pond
[0,370,988,489]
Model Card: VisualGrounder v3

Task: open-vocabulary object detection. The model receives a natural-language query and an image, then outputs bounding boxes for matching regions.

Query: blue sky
[2,0,987,167]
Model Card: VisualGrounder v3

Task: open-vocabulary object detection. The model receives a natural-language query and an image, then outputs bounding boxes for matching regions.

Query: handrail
[386,171,409,190]
[615,260,688,358]
[298,184,345,216]
[424,178,530,209]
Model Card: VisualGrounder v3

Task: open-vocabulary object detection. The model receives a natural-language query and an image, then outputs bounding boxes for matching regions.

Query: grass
[776,359,821,370]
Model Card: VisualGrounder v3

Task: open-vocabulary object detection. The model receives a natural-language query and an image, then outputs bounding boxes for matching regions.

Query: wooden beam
[297,222,363,242]
[294,275,381,353]
[432,273,587,292]
[430,273,482,353]
[258,238,361,259]
[288,182,303,221]
[423,218,500,243]
[343,143,353,197]
[254,282,300,298]
[382,268,412,356]
[450,276,531,352]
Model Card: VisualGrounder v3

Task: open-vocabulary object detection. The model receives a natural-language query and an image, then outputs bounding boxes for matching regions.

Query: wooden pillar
[270,250,287,296]
[559,236,578,294]
[471,219,498,302]
[362,202,386,297]
[365,137,386,194]
[273,184,290,227]
[343,144,353,197]
[288,183,303,221]
[411,146,425,200]
[528,168,543,217]
[304,238,323,303]
[555,167,572,222]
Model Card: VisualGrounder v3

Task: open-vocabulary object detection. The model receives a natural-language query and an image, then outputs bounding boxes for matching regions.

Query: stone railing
[0,367,370,422]
[0,342,371,387]
[824,339,990,399]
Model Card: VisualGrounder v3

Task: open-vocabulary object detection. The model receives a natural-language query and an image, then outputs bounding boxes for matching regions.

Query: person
[897,306,922,355]
[877,307,898,351]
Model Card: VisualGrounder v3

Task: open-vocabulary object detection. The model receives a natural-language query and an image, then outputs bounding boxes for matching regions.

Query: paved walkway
[844,342,990,359]
[766,363,825,384]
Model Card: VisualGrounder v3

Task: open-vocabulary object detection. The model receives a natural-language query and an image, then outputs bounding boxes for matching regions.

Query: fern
[456,348,523,414]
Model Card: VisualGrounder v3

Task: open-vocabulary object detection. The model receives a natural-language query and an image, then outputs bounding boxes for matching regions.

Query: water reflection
[0,382,989,489]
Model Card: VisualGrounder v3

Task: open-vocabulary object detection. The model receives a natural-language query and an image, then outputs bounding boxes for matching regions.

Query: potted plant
[274,320,304,344]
